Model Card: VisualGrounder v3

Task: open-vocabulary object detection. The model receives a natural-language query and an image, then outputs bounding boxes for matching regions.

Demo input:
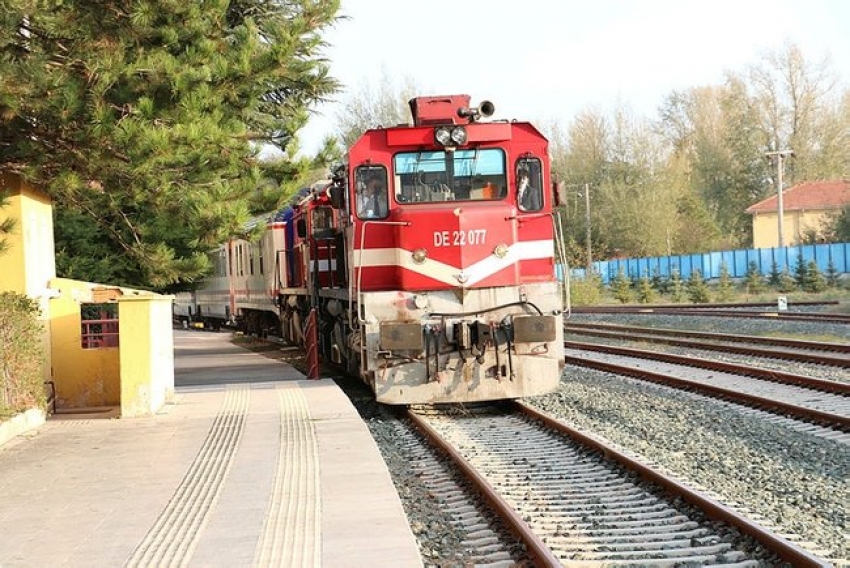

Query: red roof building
[746,180,850,248]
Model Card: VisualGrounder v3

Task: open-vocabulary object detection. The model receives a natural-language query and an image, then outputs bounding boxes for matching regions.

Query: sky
[298,0,849,154]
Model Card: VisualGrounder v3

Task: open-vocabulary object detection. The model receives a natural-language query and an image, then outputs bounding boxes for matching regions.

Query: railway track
[406,403,828,567]
[566,321,850,354]
[565,322,850,368]
[564,346,850,431]
[570,305,850,324]
[563,339,849,394]
[572,301,839,311]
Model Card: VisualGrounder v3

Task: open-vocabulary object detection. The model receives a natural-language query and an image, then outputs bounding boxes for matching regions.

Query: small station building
[0,172,174,421]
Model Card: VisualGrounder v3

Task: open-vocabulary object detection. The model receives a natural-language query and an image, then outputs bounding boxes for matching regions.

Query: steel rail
[563,354,850,429]
[563,339,850,395]
[565,321,850,353]
[564,326,850,368]
[515,401,832,568]
[571,300,839,311]
[405,408,562,568]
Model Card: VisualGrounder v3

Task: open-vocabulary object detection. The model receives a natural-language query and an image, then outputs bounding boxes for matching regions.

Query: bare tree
[746,42,843,181]
[334,69,420,149]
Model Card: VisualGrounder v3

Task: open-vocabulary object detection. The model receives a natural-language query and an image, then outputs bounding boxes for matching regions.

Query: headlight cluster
[434,126,467,147]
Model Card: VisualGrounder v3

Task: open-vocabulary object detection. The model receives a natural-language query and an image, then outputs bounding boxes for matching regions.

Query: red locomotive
[175,95,565,404]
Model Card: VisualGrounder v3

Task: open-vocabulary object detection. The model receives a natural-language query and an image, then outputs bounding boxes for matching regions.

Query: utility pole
[765,150,794,248]
[563,183,593,272]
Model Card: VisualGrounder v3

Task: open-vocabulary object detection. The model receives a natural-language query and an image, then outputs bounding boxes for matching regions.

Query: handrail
[354,220,410,325]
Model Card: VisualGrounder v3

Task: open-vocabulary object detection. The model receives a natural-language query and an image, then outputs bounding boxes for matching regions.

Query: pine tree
[611,268,633,304]
[768,261,783,288]
[0,1,340,288]
[669,270,686,303]
[777,267,797,293]
[687,269,711,303]
[743,260,766,294]
[636,274,655,304]
[803,260,827,293]
[716,262,735,302]
[793,252,808,290]
[825,260,840,288]
[650,267,667,295]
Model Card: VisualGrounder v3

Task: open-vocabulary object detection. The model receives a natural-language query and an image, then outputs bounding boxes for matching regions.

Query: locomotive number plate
[433,229,487,247]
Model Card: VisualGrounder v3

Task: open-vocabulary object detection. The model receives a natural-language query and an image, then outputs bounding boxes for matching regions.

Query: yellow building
[747,180,850,248]
[0,173,56,301]
[1,172,174,418]
[0,172,55,384]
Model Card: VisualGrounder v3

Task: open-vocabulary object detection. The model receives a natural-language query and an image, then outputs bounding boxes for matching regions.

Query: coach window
[354,166,388,219]
[516,156,543,212]
[258,239,264,274]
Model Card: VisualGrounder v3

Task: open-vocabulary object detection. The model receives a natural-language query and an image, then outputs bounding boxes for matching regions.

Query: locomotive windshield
[393,148,506,203]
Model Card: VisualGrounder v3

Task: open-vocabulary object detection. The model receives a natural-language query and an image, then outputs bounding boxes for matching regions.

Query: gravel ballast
[540,313,848,563]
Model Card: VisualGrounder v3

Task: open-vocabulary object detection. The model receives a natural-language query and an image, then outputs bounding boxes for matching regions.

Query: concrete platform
[0,330,422,567]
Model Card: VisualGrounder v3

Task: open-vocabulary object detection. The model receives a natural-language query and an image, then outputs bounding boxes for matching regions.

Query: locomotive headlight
[450,126,467,145]
[413,294,429,309]
[434,127,452,146]
[493,243,509,259]
[412,248,428,264]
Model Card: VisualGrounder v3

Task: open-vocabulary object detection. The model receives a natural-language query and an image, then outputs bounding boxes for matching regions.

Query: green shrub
[0,293,46,419]
[569,273,604,306]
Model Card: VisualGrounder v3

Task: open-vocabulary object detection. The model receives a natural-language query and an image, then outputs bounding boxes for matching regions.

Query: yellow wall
[0,173,55,385]
[751,209,836,248]
[48,278,121,408]
[118,296,174,417]
[0,173,56,297]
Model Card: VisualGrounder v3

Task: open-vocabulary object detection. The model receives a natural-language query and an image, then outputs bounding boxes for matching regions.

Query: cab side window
[355,166,389,219]
[516,157,543,212]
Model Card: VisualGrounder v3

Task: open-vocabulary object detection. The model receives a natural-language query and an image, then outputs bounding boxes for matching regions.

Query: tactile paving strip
[126,386,249,566]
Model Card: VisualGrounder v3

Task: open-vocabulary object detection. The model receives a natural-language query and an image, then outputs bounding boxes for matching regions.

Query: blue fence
[560,242,850,284]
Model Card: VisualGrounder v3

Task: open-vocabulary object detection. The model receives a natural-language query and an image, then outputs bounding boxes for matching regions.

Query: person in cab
[357,174,387,218]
